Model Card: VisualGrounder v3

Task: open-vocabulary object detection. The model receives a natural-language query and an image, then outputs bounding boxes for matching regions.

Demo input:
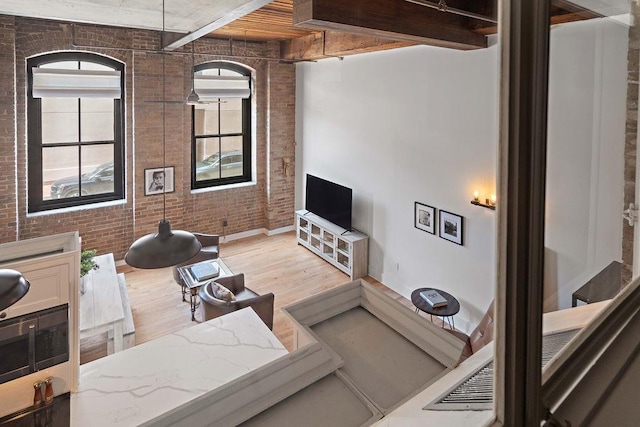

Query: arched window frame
[191,61,252,189]
[27,51,125,213]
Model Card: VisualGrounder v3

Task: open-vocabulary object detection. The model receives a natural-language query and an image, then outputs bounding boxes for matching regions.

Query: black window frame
[191,61,252,189]
[27,52,125,213]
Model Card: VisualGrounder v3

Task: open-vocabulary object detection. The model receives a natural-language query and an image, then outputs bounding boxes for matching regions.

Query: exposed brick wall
[0,15,296,260]
[622,4,640,285]
[265,41,296,230]
[0,16,16,242]
[132,50,186,242]
[12,19,135,258]
[178,38,272,236]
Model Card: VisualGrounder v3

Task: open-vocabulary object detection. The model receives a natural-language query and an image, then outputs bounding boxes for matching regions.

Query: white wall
[295,17,628,331]
[545,18,628,310]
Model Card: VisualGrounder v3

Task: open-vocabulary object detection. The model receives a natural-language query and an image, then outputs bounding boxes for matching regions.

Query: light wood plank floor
[80,231,415,364]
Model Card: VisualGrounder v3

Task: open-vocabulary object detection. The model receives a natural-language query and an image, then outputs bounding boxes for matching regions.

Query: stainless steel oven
[0,305,68,385]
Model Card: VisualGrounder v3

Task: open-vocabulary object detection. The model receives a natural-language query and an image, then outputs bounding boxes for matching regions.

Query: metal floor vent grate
[424,328,581,411]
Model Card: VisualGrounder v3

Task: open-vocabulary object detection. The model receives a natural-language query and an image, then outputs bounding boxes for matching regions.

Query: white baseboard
[266,225,295,236]
[220,228,265,243]
[220,225,294,243]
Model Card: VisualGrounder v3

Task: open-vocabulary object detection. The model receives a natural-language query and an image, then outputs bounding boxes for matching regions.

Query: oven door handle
[28,323,36,373]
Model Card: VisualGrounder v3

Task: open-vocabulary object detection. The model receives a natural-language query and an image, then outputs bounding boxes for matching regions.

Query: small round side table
[411,287,460,330]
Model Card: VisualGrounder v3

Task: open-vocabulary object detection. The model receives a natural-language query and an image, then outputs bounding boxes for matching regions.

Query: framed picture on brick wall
[145,166,174,196]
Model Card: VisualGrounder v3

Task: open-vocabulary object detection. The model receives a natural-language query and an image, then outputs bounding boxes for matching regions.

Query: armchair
[198,273,275,330]
[172,233,220,289]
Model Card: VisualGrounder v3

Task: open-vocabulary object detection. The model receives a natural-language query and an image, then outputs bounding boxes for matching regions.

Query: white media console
[295,210,368,280]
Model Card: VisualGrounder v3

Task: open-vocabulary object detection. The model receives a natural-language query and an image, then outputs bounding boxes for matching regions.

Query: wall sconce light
[471,190,496,210]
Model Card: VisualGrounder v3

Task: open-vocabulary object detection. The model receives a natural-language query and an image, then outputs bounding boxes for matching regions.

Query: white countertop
[71,308,287,427]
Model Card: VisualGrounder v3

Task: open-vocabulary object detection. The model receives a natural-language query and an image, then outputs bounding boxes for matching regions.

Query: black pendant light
[125,220,201,269]
[0,269,30,311]
[125,0,201,269]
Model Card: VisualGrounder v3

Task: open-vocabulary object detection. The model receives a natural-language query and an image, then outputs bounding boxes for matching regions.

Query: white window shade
[32,68,121,99]
[194,75,250,100]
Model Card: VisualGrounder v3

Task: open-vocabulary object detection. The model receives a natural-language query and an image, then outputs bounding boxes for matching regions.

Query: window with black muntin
[191,61,252,189]
[27,52,125,213]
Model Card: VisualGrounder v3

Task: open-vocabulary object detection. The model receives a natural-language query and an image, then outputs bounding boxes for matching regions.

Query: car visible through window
[195,151,243,181]
[49,161,114,199]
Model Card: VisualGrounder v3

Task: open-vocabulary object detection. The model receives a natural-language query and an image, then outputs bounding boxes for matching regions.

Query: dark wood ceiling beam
[325,31,414,57]
[470,5,607,37]
[552,0,605,20]
[405,0,497,23]
[281,32,324,60]
[281,30,413,61]
[292,0,487,51]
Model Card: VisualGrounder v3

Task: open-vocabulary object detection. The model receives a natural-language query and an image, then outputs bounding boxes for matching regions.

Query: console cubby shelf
[295,210,369,280]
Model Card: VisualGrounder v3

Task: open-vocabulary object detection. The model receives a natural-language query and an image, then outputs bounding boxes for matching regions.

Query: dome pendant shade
[0,269,31,311]
[125,220,202,269]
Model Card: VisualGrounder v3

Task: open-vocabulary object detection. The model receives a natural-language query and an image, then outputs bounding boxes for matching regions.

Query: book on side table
[420,289,448,308]
[189,261,220,282]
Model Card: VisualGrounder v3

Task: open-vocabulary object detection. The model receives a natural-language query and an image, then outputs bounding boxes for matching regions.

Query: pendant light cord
[124,0,202,268]
[162,0,166,221]
[191,42,195,93]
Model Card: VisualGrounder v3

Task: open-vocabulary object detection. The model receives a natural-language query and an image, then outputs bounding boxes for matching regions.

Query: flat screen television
[305,174,352,231]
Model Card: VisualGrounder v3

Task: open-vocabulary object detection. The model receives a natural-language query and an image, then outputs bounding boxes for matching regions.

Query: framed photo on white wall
[439,210,463,245]
[414,202,436,235]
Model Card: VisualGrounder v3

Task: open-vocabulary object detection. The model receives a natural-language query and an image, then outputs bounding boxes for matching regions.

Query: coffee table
[411,287,460,330]
[177,258,233,321]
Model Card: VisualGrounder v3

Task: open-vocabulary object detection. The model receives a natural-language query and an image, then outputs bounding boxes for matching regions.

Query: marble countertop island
[71,308,287,427]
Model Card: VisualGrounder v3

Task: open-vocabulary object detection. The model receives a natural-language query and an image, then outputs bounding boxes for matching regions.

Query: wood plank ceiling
[211,0,314,41]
